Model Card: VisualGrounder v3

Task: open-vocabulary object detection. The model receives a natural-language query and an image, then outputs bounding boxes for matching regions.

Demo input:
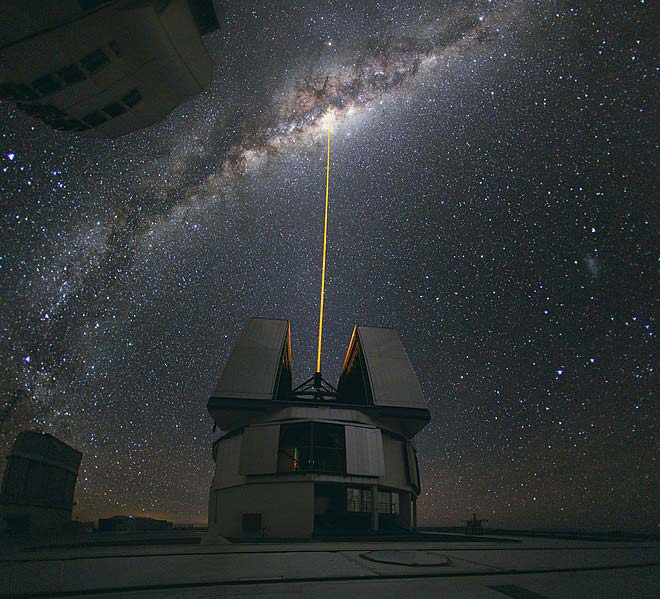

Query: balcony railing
[347,500,401,514]
[278,446,346,474]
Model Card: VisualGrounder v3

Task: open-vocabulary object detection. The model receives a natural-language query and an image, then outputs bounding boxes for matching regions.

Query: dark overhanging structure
[0,431,82,534]
[0,0,220,137]
[206,318,431,540]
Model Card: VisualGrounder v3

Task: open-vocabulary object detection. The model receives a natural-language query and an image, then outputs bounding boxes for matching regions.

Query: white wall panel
[239,425,280,475]
[345,425,384,477]
[382,434,408,488]
[212,482,314,538]
[406,442,420,491]
[213,434,242,487]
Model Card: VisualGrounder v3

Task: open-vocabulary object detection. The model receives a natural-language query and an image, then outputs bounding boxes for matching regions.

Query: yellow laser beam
[316,122,331,373]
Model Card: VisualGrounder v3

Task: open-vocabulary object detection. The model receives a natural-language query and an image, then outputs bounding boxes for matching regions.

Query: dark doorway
[314,483,371,535]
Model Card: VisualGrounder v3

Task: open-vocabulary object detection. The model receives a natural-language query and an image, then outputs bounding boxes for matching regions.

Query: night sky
[1,1,656,531]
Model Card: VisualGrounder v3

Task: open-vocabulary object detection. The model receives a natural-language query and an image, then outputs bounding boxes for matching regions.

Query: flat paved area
[0,535,657,598]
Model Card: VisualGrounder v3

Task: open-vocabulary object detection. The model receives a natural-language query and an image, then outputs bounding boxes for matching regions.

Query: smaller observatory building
[207,318,430,539]
[0,431,82,534]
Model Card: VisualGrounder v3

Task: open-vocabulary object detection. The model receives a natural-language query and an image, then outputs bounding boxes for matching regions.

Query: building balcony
[277,446,346,475]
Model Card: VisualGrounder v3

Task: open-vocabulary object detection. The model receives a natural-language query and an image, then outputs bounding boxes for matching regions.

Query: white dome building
[206,318,431,540]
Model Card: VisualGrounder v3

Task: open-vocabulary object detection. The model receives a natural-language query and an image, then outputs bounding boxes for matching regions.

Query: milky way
[149,2,518,215]
[1,0,655,530]
[4,0,517,423]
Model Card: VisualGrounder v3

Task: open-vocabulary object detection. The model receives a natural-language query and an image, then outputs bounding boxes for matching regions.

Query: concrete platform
[0,533,657,598]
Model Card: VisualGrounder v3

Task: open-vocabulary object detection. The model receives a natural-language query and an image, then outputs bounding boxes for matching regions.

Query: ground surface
[0,531,657,598]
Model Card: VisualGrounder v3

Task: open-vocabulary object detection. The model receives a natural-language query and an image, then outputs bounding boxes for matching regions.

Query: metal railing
[278,446,346,474]
[347,500,401,514]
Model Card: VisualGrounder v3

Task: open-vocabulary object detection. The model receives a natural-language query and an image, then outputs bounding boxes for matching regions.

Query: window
[0,83,40,101]
[314,423,346,473]
[121,88,142,108]
[18,103,65,119]
[17,103,86,130]
[102,102,126,118]
[46,118,88,132]
[31,75,62,96]
[347,488,400,514]
[277,422,346,474]
[377,491,400,515]
[81,49,110,73]
[278,423,309,472]
[57,64,86,85]
[82,111,107,127]
[346,487,371,512]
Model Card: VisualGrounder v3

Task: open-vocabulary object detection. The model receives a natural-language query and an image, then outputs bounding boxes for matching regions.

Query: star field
[0,0,656,530]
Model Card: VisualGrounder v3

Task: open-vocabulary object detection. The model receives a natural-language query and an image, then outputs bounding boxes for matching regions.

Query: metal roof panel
[356,326,427,410]
[211,318,291,401]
